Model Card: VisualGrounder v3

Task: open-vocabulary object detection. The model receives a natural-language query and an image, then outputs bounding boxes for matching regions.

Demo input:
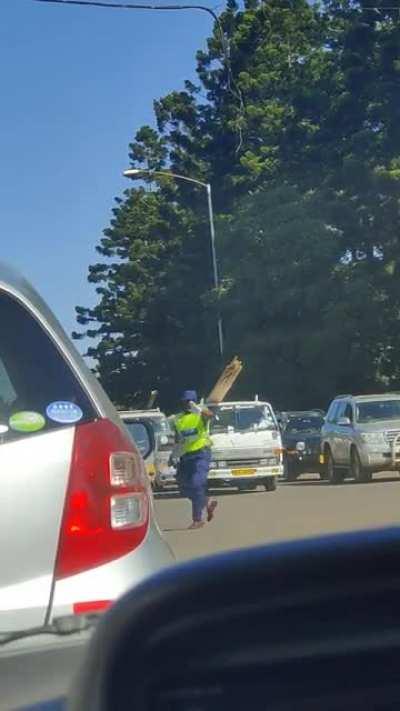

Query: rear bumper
[50,520,175,617]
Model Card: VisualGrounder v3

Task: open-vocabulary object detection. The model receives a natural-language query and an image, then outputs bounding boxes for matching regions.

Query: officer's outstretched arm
[188,401,214,419]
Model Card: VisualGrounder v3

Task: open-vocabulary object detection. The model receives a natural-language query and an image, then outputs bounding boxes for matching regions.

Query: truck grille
[226,458,279,467]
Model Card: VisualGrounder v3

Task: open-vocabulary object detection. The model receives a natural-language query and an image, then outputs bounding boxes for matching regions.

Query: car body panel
[0,262,174,636]
[321,393,400,474]
[0,428,74,631]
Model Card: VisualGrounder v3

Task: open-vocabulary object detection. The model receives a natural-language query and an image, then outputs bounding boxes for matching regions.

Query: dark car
[281,410,325,481]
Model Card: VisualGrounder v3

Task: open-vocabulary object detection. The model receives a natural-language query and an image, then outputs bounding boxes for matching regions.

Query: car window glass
[285,416,324,432]
[344,404,353,422]
[356,400,400,423]
[327,402,339,423]
[210,405,276,433]
[0,291,96,445]
[335,401,347,421]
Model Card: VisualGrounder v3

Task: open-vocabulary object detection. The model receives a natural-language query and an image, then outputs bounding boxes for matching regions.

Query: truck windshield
[210,405,276,433]
[152,418,173,436]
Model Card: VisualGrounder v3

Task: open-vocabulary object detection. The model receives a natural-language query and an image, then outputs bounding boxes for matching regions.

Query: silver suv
[321,393,400,484]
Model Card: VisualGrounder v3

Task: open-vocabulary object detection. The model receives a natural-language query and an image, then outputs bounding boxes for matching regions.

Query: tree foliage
[75,0,400,411]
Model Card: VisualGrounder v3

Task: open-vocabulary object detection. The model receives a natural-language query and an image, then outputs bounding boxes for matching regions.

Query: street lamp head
[123,169,148,179]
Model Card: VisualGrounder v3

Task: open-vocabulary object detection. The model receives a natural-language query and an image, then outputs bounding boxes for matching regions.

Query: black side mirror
[122,418,155,460]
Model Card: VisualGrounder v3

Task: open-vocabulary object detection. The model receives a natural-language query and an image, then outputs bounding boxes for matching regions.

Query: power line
[33,0,245,151]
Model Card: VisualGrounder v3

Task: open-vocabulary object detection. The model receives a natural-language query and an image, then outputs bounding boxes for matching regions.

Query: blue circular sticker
[46,401,83,424]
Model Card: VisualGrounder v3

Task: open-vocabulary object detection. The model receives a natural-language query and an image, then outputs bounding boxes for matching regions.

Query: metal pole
[206,183,224,360]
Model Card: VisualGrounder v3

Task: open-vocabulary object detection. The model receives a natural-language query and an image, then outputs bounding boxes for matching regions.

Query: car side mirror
[337,416,351,426]
[122,419,155,460]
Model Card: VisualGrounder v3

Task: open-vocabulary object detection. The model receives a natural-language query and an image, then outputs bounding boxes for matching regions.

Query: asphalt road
[155,472,400,562]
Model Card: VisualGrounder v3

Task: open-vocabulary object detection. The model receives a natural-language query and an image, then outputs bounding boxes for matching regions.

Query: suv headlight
[360,432,387,446]
[296,441,306,452]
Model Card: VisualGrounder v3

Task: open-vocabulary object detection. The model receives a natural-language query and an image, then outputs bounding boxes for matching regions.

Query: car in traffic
[321,392,400,483]
[280,410,325,481]
[207,398,283,491]
[120,409,177,491]
[0,262,174,638]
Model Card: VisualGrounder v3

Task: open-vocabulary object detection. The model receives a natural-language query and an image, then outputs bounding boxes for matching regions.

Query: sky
[0,0,212,340]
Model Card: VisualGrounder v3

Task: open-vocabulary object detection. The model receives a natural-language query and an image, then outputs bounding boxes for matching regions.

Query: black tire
[264,477,277,492]
[351,447,372,483]
[325,448,344,485]
[286,465,298,482]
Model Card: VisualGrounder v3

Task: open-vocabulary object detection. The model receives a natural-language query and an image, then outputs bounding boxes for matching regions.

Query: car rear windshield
[356,400,400,423]
[285,416,324,432]
[0,291,96,445]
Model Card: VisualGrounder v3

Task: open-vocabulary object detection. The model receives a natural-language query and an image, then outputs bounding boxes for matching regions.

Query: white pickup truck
[207,399,283,492]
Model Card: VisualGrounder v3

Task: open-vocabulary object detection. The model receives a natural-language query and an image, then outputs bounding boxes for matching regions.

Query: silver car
[0,262,174,635]
[321,393,400,483]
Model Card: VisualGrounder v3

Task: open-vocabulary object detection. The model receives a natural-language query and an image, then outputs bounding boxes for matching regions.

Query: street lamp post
[123,168,224,359]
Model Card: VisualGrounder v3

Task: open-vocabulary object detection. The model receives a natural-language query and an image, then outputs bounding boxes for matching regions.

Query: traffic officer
[172,390,218,529]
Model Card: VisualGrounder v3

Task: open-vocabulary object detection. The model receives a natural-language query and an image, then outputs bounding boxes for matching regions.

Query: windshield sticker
[46,401,83,424]
[9,411,46,433]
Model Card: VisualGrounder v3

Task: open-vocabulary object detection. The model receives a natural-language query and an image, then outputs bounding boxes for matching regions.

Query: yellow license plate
[232,468,257,476]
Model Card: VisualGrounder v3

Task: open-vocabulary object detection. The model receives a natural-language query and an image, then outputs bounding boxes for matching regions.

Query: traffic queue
[121,391,400,493]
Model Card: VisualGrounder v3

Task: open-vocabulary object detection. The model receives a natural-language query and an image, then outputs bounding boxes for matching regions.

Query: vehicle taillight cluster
[55,419,150,579]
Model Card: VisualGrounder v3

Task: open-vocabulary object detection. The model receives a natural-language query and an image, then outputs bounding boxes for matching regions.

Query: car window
[335,401,347,422]
[327,402,339,424]
[356,400,400,423]
[210,404,276,433]
[285,415,324,433]
[344,403,353,422]
[0,291,96,445]
[152,418,173,436]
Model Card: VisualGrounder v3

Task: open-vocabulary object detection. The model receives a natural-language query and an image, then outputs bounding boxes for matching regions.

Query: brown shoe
[207,500,218,522]
[188,521,205,530]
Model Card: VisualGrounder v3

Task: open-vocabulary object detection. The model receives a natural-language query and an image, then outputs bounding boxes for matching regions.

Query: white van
[207,399,283,492]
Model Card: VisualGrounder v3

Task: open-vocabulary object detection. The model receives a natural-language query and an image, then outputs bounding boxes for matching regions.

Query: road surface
[155,473,400,562]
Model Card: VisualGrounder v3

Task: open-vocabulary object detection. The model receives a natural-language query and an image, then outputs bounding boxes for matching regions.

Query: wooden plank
[207,357,243,404]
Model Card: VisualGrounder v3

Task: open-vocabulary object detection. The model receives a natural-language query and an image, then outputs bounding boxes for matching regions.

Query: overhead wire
[33,0,245,151]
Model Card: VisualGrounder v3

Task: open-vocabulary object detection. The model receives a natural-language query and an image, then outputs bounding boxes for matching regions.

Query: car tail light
[55,419,150,579]
[73,600,111,615]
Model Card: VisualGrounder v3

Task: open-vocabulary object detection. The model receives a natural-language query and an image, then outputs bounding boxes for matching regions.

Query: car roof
[335,393,400,402]
[0,261,117,422]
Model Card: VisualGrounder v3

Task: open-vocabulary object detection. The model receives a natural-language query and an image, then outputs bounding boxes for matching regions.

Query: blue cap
[181,390,197,402]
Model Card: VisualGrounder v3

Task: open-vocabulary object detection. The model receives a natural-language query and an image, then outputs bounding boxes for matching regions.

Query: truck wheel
[264,477,277,492]
[351,447,372,483]
[326,449,344,485]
